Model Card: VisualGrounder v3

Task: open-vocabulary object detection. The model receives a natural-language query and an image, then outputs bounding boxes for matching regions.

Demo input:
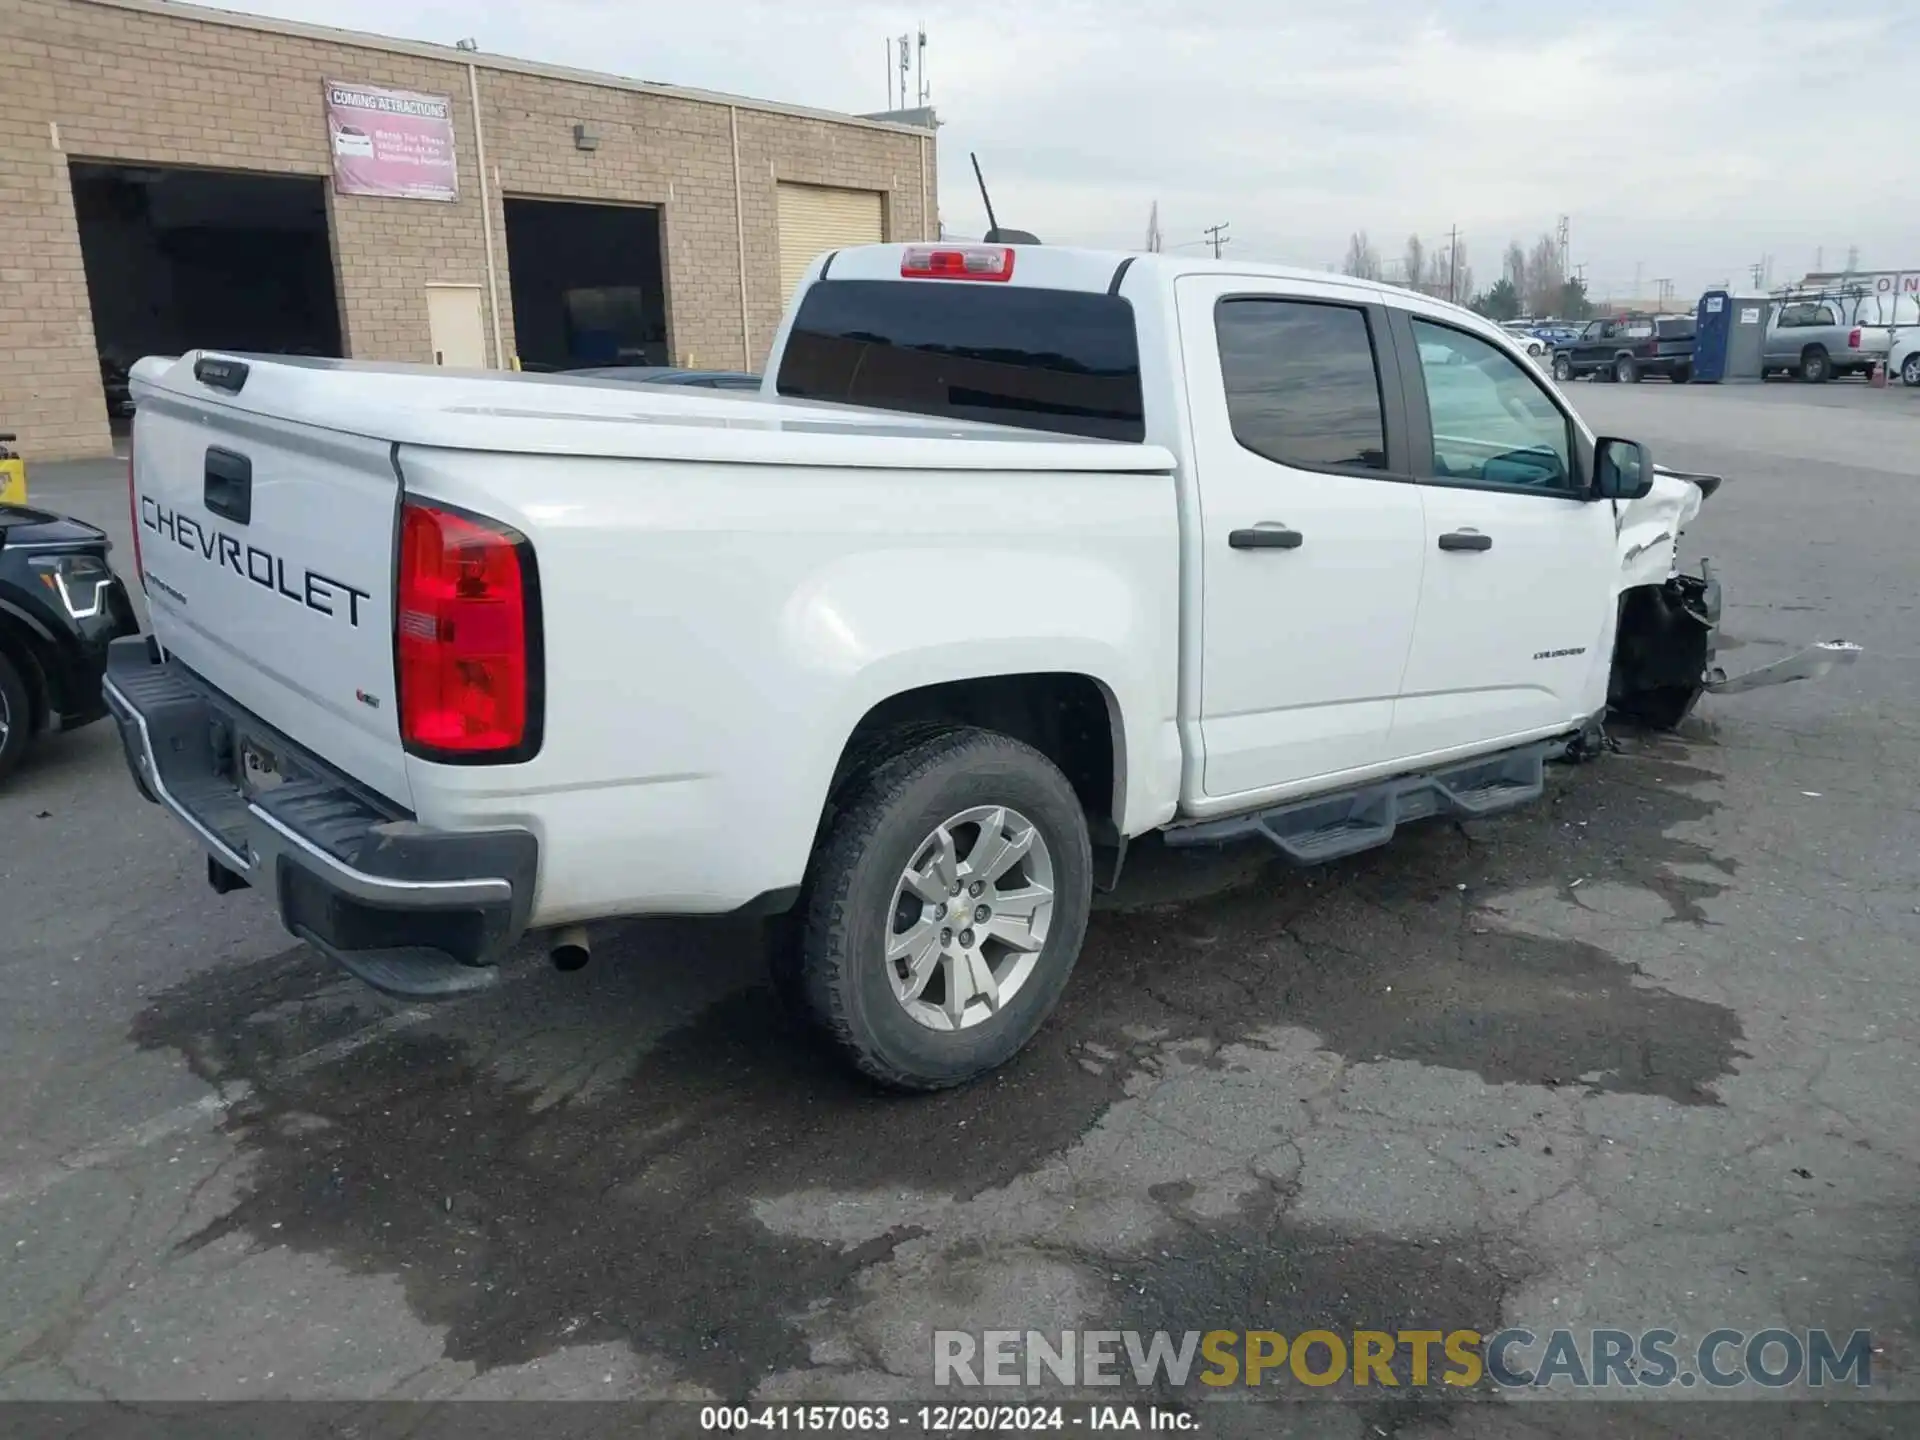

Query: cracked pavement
[2,383,1917,1436]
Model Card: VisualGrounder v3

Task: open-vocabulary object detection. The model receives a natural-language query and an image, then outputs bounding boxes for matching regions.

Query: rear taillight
[1848,328,1862,349]
[126,434,144,590]
[396,500,541,762]
[900,245,1016,281]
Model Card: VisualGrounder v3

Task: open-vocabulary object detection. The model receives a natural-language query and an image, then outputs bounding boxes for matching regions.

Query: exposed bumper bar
[1706,640,1863,695]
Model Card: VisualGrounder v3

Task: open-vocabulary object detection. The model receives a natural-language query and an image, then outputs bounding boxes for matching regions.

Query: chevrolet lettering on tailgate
[140,497,372,626]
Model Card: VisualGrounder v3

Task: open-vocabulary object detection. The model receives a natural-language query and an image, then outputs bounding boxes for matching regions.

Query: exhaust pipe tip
[550,924,591,972]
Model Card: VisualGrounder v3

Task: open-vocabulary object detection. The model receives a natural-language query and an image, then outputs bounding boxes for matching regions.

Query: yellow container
[0,434,24,505]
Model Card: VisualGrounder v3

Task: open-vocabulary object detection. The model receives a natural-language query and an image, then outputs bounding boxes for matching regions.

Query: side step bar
[1163,743,1552,865]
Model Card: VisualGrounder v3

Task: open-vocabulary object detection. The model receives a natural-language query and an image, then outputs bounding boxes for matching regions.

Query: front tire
[0,650,33,784]
[796,727,1092,1090]
[1552,354,1573,382]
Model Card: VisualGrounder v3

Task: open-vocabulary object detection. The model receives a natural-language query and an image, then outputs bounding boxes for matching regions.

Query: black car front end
[0,503,141,777]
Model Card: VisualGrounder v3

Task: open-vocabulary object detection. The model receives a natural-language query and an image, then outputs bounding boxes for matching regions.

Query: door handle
[1229,525,1304,550]
[204,447,252,525]
[1437,530,1492,552]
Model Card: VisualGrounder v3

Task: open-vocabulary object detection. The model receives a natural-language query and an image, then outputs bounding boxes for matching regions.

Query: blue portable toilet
[1692,290,1773,382]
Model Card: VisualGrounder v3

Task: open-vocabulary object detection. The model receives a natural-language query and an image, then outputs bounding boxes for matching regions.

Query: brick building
[1,0,938,458]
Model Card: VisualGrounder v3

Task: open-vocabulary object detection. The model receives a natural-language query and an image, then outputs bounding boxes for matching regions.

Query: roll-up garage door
[777,183,883,301]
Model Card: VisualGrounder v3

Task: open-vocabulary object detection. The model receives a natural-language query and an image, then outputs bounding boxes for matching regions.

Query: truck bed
[130,352,1178,473]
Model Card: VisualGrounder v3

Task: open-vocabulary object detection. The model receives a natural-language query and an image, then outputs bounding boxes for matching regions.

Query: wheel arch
[821,669,1129,848]
[0,604,55,735]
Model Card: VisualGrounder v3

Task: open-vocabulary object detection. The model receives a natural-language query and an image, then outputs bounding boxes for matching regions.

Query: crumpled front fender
[1614,467,1709,593]
[1607,462,1862,727]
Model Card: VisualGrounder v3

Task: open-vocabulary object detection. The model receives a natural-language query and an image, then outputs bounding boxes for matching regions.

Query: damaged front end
[1607,468,1861,730]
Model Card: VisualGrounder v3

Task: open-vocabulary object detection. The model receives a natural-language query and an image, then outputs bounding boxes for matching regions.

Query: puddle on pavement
[131,736,1743,1391]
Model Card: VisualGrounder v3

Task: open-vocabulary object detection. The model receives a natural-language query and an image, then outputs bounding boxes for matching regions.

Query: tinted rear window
[1656,318,1695,339]
[775,279,1145,441]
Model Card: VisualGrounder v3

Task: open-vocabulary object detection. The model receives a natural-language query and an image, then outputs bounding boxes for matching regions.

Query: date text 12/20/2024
[701,1405,1193,1432]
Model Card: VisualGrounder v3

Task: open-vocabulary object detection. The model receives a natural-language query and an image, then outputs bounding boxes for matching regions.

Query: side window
[1817,305,1838,326]
[1215,298,1390,473]
[1410,319,1576,494]
[1581,321,1606,340]
[1620,319,1654,340]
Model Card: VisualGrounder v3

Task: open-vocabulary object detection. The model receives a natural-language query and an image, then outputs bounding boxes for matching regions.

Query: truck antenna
[970,152,1000,238]
[968,152,1040,245]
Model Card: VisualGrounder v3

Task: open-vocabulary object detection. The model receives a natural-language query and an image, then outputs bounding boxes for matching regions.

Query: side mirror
[1594,436,1654,501]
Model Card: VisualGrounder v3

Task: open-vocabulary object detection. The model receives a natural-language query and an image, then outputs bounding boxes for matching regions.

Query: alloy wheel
[885,804,1056,1032]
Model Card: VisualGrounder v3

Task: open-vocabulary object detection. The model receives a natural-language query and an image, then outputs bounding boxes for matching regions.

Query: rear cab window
[774,279,1145,441]
[1214,298,1391,473]
[1656,317,1695,340]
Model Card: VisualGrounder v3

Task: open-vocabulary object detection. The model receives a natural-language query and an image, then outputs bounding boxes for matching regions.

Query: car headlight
[29,552,115,620]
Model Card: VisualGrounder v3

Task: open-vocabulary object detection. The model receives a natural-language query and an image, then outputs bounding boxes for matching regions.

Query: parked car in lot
[109,247,1857,1089]
[1888,327,1920,387]
[1761,291,1900,382]
[1552,314,1695,384]
[0,501,140,781]
[1497,322,1550,362]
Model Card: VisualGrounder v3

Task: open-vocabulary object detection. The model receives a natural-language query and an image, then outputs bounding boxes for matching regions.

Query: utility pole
[1446,225,1460,302]
[1556,215,1571,278]
[1203,222,1231,259]
[1654,278,1674,308]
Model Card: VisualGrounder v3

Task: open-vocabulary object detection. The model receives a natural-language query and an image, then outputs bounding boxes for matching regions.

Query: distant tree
[1503,240,1528,298]
[1557,277,1594,321]
[1526,232,1566,317]
[1342,231,1382,281]
[1478,278,1522,321]
[1403,234,1426,293]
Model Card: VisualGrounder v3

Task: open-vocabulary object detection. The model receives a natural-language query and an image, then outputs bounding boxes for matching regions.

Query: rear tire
[1615,355,1640,383]
[1800,347,1830,383]
[796,727,1092,1091]
[1904,354,1920,388]
[0,649,34,784]
[1671,365,1691,385]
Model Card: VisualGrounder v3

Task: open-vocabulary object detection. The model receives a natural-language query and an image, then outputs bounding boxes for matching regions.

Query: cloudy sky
[204,0,1914,299]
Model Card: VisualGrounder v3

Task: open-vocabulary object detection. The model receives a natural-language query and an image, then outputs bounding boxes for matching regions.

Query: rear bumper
[101,635,537,996]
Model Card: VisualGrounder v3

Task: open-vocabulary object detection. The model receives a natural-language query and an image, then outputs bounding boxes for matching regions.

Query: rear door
[1178,276,1428,798]
[1387,311,1617,758]
[133,363,409,805]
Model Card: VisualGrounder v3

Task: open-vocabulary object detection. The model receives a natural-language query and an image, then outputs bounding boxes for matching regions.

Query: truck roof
[816,241,1479,316]
[130,353,1178,473]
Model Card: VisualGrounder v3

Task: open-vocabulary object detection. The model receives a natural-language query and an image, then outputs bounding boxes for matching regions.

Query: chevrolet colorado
[107,243,1856,1089]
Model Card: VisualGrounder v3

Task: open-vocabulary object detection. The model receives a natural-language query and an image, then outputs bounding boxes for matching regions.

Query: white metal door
[425,283,487,368]
[1391,314,1618,757]
[1178,275,1428,799]
[777,183,882,302]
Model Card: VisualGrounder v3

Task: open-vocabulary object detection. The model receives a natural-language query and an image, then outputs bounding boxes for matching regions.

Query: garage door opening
[70,162,342,431]
[777,183,883,301]
[504,198,666,372]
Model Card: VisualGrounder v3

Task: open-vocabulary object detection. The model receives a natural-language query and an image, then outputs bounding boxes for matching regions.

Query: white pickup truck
[109,243,1856,1090]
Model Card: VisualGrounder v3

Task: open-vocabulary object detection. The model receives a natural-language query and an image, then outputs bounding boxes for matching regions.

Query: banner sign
[324,80,458,201]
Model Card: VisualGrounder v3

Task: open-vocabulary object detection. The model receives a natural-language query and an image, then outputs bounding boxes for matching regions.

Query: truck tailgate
[132,371,410,808]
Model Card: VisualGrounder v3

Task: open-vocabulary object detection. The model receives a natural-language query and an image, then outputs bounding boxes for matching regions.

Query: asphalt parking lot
[2,380,1918,1437]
